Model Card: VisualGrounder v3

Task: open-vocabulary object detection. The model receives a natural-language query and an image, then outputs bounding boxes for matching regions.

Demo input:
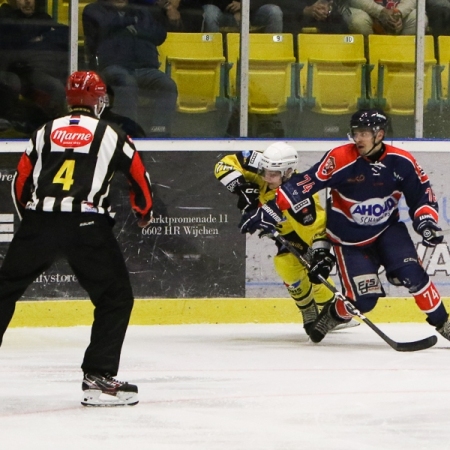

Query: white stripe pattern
[88,125,117,204]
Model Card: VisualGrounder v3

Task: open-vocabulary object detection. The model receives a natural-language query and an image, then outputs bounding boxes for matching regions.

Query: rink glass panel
[0,0,447,139]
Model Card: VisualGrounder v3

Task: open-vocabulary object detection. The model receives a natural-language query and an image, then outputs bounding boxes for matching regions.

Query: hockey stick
[272,231,437,352]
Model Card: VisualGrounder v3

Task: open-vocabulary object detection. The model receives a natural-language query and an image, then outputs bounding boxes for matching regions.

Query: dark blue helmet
[350,109,388,134]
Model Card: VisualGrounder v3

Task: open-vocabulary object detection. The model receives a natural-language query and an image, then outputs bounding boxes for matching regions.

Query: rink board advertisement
[0,142,450,300]
[0,150,245,299]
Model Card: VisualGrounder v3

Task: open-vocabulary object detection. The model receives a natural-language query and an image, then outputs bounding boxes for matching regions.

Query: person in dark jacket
[0,0,69,124]
[132,0,204,32]
[426,0,450,37]
[83,0,178,137]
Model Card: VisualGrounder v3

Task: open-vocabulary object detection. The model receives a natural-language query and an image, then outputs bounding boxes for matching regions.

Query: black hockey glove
[308,248,336,284]
[413,215,443,247]
[419,223,443,247]
[239,200,284,235]
[235,182,260,213]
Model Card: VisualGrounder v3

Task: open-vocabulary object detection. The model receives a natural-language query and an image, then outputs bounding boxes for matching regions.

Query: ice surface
[1,323,449,450]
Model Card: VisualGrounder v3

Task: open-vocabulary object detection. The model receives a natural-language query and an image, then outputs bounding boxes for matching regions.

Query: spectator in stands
[343,0,421,36]
[132,0,204,32]
[426,0,450,37]
[0,1,18,130]
[280,0,349,34]
[83,0,178,137]
[201,0,283,33]
[0,0,68,125]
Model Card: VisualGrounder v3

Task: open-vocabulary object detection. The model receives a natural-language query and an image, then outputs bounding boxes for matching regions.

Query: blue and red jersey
[277,143,439,246]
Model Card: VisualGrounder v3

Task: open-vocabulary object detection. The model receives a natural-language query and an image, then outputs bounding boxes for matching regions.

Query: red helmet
[66,71,108,118]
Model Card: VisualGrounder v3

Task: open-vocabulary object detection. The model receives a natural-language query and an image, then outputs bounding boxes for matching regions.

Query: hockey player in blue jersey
[241,109,450,344]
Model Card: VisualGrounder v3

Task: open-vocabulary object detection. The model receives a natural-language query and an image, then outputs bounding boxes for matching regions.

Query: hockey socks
[413,280,448,327]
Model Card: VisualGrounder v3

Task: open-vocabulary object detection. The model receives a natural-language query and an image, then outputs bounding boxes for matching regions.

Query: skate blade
[81,389,139,407]
[332,319,360,331]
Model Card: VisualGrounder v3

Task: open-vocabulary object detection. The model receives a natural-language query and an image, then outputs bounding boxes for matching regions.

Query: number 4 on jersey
[53,160,75,191]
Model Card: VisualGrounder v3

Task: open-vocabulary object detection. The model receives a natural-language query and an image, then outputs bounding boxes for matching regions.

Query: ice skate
[300,301,319,336]
[436,320,450,341]
[332,318,360,331]
[309,302,350,343]
[81,373,138,407]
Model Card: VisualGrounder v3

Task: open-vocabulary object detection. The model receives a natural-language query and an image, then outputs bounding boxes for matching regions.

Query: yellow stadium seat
[226,33,298,115]
[368,35,438,115]
[297,33,368,114]
[438,36,450,104]
[158,33,230,114]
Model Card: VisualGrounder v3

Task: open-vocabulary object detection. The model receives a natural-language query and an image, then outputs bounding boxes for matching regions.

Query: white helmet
[259,142,298,179]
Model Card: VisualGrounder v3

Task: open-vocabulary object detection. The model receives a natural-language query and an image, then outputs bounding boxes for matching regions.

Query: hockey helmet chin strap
[362,137,383,158]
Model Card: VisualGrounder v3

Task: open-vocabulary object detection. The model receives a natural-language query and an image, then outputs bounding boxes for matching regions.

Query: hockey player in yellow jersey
[215,142,350,336]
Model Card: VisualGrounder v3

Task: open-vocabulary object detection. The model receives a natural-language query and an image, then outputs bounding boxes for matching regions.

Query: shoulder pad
[316,144,357,181]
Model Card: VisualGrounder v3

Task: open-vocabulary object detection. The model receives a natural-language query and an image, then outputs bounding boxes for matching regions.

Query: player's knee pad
[344,271,382,313]
[352,296,378,314]
[387,264,428,293]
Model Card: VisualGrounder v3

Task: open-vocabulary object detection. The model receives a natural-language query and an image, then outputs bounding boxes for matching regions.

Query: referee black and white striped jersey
[12,112,153,220]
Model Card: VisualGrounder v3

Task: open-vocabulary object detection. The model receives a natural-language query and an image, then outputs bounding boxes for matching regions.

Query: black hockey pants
[0,211,134,376]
